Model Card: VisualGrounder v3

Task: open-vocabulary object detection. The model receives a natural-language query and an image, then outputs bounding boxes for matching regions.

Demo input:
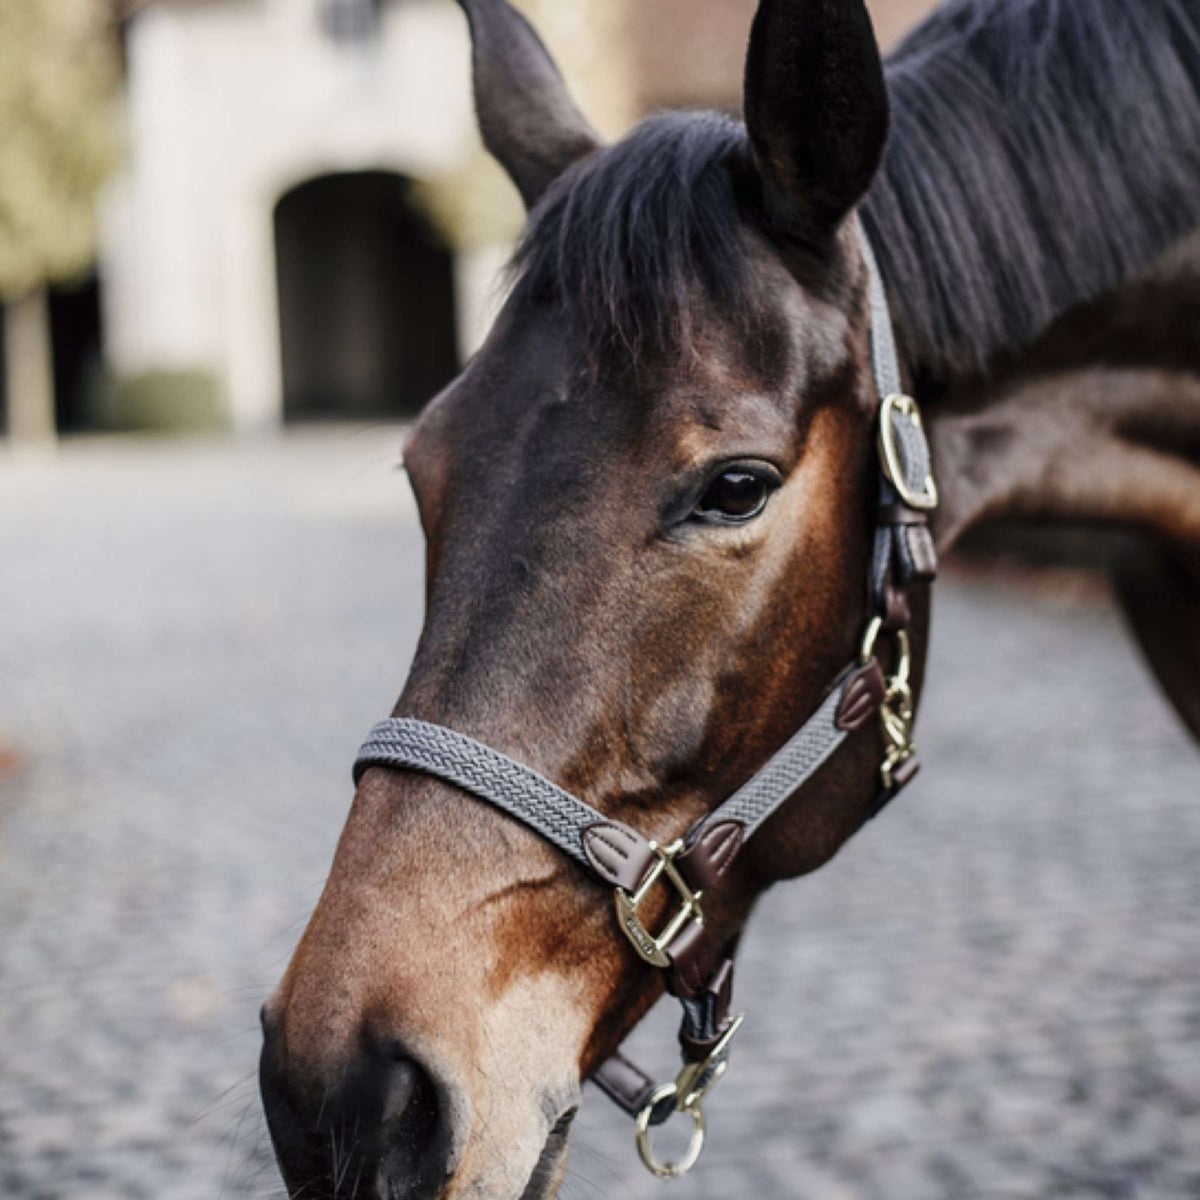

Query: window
[317,0,380,45]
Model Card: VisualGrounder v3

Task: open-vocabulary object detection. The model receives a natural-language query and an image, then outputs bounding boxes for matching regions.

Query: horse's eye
[694,470,772,522]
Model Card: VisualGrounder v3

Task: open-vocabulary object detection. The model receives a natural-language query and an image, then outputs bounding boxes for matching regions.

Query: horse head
[261,1,930,1196]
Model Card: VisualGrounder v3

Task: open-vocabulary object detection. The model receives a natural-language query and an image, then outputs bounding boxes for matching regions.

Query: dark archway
[0,276,103,437]
[274,172,458,421]
[51,274,103,432]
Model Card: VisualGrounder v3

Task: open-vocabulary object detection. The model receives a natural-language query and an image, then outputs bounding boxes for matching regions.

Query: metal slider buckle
[613,839,704,968]
[634,1013,746,1179]
[879,393,939,511]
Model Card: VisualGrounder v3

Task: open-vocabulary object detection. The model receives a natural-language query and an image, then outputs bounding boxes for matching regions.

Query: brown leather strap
[676,821,744,892]
[678,957,735,1062]
[592,1051,662,1119]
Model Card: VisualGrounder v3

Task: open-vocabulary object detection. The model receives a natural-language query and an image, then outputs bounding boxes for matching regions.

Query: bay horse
[260,0,1200,1196]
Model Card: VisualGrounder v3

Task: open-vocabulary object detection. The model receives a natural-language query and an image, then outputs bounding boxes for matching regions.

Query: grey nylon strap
[355,672,854,881]
[355,718,605,873]
[694,670,851,839]
[859,219,902,400]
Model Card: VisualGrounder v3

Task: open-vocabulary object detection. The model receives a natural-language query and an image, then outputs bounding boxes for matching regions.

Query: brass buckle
[634,1014,745,1179]
[614,840,703,968]
[860,616,917,791]
[879,393,938,511]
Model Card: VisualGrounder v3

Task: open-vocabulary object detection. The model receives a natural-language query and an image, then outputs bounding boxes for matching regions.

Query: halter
[353,227,939,1179]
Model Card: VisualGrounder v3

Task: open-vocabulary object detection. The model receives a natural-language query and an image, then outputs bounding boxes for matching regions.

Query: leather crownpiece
[677,821,744,893]
[582,821,656,890]
[835,660,886,731]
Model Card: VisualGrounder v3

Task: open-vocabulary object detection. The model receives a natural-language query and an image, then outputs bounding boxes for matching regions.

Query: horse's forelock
[508,112,758,369]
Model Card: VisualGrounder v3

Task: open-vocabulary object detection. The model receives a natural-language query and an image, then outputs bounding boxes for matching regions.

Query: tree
[0,0,118,443]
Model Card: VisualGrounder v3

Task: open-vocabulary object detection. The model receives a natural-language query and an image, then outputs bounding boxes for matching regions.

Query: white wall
[100,0,502,434]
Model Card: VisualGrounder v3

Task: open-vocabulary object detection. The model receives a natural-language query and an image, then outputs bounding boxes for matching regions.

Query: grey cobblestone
[0,434,1197,1199]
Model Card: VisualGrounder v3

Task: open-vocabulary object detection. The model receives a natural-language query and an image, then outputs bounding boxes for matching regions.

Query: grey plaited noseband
[354,224,939,1179]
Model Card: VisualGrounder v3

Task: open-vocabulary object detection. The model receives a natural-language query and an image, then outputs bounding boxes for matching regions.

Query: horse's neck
[924,229,1200,554]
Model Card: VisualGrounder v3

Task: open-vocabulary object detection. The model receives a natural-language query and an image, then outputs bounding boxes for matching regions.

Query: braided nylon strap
[357,672,854,876]
[355,718,606,871]
[859,221,902,400]
[698,672,851,839]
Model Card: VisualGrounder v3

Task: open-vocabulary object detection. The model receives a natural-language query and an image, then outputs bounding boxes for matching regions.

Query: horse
[259,0,1200,1196]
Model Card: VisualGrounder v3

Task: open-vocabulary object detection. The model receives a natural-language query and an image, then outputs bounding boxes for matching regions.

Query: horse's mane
[863,0,1200,376]
[511,0,1200,378]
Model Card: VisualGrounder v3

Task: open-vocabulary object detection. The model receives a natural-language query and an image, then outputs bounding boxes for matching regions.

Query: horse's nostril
[260,1029,450,1200]
[378,1055,444,1195]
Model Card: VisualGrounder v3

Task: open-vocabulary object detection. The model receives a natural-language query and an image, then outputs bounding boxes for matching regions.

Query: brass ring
[635,1083,707,1179]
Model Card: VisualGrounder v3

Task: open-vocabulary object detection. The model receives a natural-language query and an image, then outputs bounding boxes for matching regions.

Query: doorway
[274,172,458,420]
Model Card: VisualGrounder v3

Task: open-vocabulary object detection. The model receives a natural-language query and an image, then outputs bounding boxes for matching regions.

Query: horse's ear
[743,0,889,243]
[457,0,601,209]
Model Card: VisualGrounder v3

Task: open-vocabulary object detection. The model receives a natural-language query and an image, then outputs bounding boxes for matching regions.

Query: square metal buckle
[613,839,704,967]
[879,393,939,511]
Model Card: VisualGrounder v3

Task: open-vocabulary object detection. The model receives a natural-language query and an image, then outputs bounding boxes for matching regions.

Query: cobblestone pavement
[1,433,1197,1200]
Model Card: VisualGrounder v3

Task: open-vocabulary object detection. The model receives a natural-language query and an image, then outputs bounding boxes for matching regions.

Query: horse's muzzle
[259,1008,454,1199]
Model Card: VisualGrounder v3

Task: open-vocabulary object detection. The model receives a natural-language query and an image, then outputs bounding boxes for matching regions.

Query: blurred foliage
[0,0,120,300]
[415,0,636,249]
[97,368,224,433]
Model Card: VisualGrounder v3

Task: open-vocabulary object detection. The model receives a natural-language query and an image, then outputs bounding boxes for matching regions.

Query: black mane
[511,0,1200,377]
[864,0,1200,376]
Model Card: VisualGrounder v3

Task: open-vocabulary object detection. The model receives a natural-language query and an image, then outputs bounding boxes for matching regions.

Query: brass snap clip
[860,616,917,791]
[614,840,704,968]
[634,1014,746,1179]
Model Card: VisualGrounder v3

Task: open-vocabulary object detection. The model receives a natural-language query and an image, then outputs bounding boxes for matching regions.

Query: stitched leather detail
[835,660,886,731]
[677,821,744,893]
[582,821,655,890]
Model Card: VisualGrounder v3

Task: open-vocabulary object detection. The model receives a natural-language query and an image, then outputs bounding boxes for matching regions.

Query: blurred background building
[0,0,934,443]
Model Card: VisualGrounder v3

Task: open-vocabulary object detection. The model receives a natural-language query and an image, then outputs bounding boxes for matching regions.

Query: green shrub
[96,369,225,433]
